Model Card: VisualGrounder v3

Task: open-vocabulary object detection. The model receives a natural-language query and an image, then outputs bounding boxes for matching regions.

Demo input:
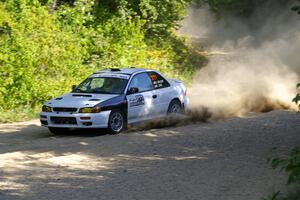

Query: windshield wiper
[73,89,119,94]
[94,91,115,94]
[73,88,87,93]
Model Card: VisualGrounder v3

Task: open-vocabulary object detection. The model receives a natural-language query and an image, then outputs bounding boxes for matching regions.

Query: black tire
[167,99,183,115]
[48,127,69,135]
[108,109,126,134]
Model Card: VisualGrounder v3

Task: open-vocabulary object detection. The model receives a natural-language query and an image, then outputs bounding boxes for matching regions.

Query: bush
[265,147,300,200]
[0,0,90,109]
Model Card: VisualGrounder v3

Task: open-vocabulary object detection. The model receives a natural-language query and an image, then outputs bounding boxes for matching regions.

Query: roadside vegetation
[0,0,207,122]
[293,83,300,112]
[266,147,300,200]
[265,1,300,196]
[0,0,298,122]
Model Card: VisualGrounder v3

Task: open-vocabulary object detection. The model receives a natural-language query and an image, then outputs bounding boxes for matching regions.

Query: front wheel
[48,127,69,135]
[108,109,126,134]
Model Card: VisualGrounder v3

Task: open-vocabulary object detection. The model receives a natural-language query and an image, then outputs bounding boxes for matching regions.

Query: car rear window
[147,71,170,89]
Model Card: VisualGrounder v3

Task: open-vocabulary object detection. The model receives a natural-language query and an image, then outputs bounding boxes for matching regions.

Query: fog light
[80,117,91,120]
[40,120,48,125]
[82,122,92,126]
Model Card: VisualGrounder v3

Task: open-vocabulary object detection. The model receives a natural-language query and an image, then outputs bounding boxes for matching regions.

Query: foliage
[291,0,300,14]
[0,0,91,111]
[44,0,191,38]
[192,0,294,16]
[0,0,205,122]
[265,148,300,200]
[292,83,300,111]
[192,0,263,15]
[192,0,299,16]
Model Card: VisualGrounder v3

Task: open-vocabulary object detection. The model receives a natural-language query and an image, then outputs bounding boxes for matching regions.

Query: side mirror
[72,85,77,91]
[127,87,139,95]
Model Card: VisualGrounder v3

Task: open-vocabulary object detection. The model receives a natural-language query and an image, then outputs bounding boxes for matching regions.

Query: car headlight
[42,105,52,112]
[79,106,101,113]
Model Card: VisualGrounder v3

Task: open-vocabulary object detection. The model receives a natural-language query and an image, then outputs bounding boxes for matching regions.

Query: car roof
[93,68,147,75]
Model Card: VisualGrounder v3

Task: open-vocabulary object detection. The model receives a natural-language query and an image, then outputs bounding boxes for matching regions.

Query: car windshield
[73,77,128,94]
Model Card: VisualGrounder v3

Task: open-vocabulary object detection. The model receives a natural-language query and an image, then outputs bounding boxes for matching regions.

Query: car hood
[45,93,119,108]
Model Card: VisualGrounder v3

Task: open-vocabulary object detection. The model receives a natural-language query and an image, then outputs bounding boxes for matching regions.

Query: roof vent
[93,68,121,74]
[89,99,101,101]
[109,68,121,72]
[72,94,93,97]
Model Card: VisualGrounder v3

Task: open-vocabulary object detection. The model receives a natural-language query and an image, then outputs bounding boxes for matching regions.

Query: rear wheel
[48,127,69,135]
[108,109,126,134]
[167,99,183,116]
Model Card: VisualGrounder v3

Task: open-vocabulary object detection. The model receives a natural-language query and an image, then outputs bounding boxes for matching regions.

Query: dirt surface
[0,110,299,200]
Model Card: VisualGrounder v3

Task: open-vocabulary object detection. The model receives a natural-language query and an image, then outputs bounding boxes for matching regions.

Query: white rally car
[40,68,188,134]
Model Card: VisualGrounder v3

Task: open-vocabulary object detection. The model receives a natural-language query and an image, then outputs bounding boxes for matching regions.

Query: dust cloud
[128,107,212,132]
[180,1,300,119]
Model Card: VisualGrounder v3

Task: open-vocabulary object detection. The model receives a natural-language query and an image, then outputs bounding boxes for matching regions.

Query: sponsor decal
[129,95,145,107]
[153,79,164,88]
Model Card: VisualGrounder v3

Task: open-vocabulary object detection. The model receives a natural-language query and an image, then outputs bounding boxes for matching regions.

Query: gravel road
[0,110,299,200]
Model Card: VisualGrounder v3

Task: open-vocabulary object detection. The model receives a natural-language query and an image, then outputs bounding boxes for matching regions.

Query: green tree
[192,0,295,16]
[0,0,205,122]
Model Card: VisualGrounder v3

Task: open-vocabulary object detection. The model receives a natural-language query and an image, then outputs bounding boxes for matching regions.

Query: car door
[126,72,156,123]
[147,71,173,116]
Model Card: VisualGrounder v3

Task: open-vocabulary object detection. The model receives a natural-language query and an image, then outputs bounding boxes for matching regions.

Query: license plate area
[50,117,77,125]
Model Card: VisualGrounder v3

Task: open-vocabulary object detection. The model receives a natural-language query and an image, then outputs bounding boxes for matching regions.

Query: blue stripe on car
[98,94,128,114]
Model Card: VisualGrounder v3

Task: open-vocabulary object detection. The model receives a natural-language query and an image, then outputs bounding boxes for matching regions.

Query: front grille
[50,117,77,125]
[53,107,78,112]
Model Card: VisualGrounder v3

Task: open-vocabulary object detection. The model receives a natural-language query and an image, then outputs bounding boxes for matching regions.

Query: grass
[0,105,41,123]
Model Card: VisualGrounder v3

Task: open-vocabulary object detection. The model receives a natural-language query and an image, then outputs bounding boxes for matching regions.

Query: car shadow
[53,128,109,138]
[0,123,110,141]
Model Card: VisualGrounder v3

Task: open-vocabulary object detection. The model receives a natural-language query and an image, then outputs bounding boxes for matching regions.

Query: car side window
[147,71,170,89]
[128,72,153,93]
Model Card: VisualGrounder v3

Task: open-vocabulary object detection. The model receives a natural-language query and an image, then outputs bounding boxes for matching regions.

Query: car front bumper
[39,110,111,128]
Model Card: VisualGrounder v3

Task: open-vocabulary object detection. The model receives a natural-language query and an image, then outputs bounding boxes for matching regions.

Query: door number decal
[129,95,145,107]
